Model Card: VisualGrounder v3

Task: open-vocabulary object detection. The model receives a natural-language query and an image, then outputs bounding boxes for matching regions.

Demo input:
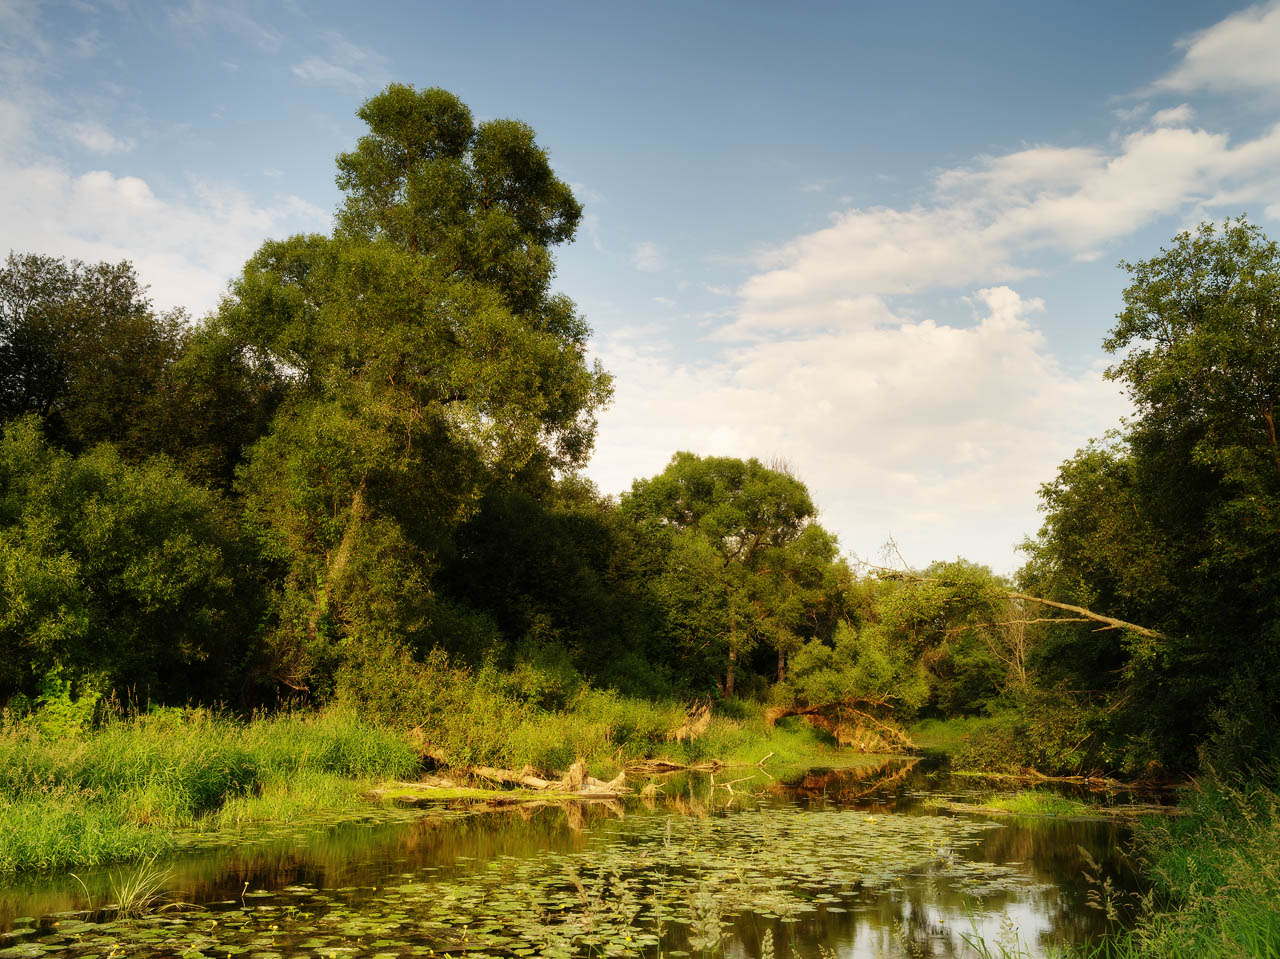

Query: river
[0,758,1150,958]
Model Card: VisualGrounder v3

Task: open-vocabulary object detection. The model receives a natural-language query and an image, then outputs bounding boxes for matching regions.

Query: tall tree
[1023,219,1280,771]
[223,86,611,690]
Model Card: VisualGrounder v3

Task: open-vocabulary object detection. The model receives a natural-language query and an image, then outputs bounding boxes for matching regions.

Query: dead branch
[860,560,1165,641]
[1004,593,1164,639]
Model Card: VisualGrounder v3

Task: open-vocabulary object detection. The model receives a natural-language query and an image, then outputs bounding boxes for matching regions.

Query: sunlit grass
[0,708,418,874]
[983,791,1089,817]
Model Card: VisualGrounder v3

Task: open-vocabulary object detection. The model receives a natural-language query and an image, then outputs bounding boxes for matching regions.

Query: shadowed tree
[1023,218,1280,771]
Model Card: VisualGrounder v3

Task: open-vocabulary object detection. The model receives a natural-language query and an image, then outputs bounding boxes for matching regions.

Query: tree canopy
[1022,218,1280,771]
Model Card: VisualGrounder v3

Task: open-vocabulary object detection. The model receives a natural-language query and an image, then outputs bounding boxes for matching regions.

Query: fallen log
[626,758,723,774]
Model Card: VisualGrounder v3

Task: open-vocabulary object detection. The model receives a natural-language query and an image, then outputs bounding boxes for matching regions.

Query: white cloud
[735,123,1280,336]
[588,287,1128,572]
[1151,103,1195,127]
[68,120,135,154]
[0,143,329,314]
[292,56,363,88]
[1154,0,1280,95]
[632,241,666,273]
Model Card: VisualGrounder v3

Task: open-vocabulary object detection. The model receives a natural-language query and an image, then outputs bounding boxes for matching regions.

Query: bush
[0,418,256,702]
[955,689,1111,775]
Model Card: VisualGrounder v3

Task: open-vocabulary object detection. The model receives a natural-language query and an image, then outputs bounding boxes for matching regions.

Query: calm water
[0,759,1148,958]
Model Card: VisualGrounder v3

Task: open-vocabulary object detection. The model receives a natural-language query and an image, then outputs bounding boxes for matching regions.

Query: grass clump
[984,791,1088,817]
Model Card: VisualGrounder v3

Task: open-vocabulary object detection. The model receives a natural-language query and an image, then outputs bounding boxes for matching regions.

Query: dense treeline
[1,84,1277,781]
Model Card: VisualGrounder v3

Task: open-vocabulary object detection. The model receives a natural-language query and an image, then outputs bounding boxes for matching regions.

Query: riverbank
[1074,773,1280,959]
[0,698,858,876]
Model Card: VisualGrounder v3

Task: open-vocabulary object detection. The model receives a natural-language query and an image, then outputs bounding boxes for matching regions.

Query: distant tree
[0,253,182,454]
[623,452,830,696]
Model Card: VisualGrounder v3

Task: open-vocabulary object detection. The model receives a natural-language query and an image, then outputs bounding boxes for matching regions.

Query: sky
[3,0,1280,573]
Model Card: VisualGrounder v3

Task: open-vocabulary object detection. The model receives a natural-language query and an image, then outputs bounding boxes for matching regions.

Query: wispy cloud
[168,0,282,54]
[291,31,387,90]
[632,241,666,273]
[70,29,102,58]
[68,120,135,154]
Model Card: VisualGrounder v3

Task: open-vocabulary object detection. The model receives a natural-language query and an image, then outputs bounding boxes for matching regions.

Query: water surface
[0,759,1145,958]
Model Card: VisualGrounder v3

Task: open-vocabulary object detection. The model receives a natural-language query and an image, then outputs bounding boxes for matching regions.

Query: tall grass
[336,643,860,779]
[1080,772,1280,959]
[0,708,418,875]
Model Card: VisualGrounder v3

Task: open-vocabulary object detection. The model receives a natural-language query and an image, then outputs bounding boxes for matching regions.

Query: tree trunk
[307,480,367,640]
[725,647,736,699]
[777,646,786,683]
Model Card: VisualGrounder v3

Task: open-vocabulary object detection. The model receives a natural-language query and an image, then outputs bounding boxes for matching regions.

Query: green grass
[419,689,861,780]
[0,707,418,875]
[0,649,892,876]
[0,690,868,875]
[984,791,1089,817]
[1096,774,1280,959]
[338,645,874,779]
[908,715,997,754]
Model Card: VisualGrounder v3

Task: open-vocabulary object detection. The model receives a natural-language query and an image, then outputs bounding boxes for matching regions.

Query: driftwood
[935,798,1186,819]
[468,761,628,797]
[951,768,1174,791]
[626,758,724,774]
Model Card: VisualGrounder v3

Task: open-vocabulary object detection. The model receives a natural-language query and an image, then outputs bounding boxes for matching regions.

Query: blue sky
[3,0,1279,572]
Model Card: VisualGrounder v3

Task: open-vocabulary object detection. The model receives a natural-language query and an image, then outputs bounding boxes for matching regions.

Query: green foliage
[1022,219,1280,773]
[335,84,581,314]
[0,418,253,701]
[777,621,929,714]
[221,85,610,691]
[28,667,101,739]
[0,253,183,455]
[623,452,842,695]
[859,560,1016,717]
[955,689,1115,776]
[437,473,667,690]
